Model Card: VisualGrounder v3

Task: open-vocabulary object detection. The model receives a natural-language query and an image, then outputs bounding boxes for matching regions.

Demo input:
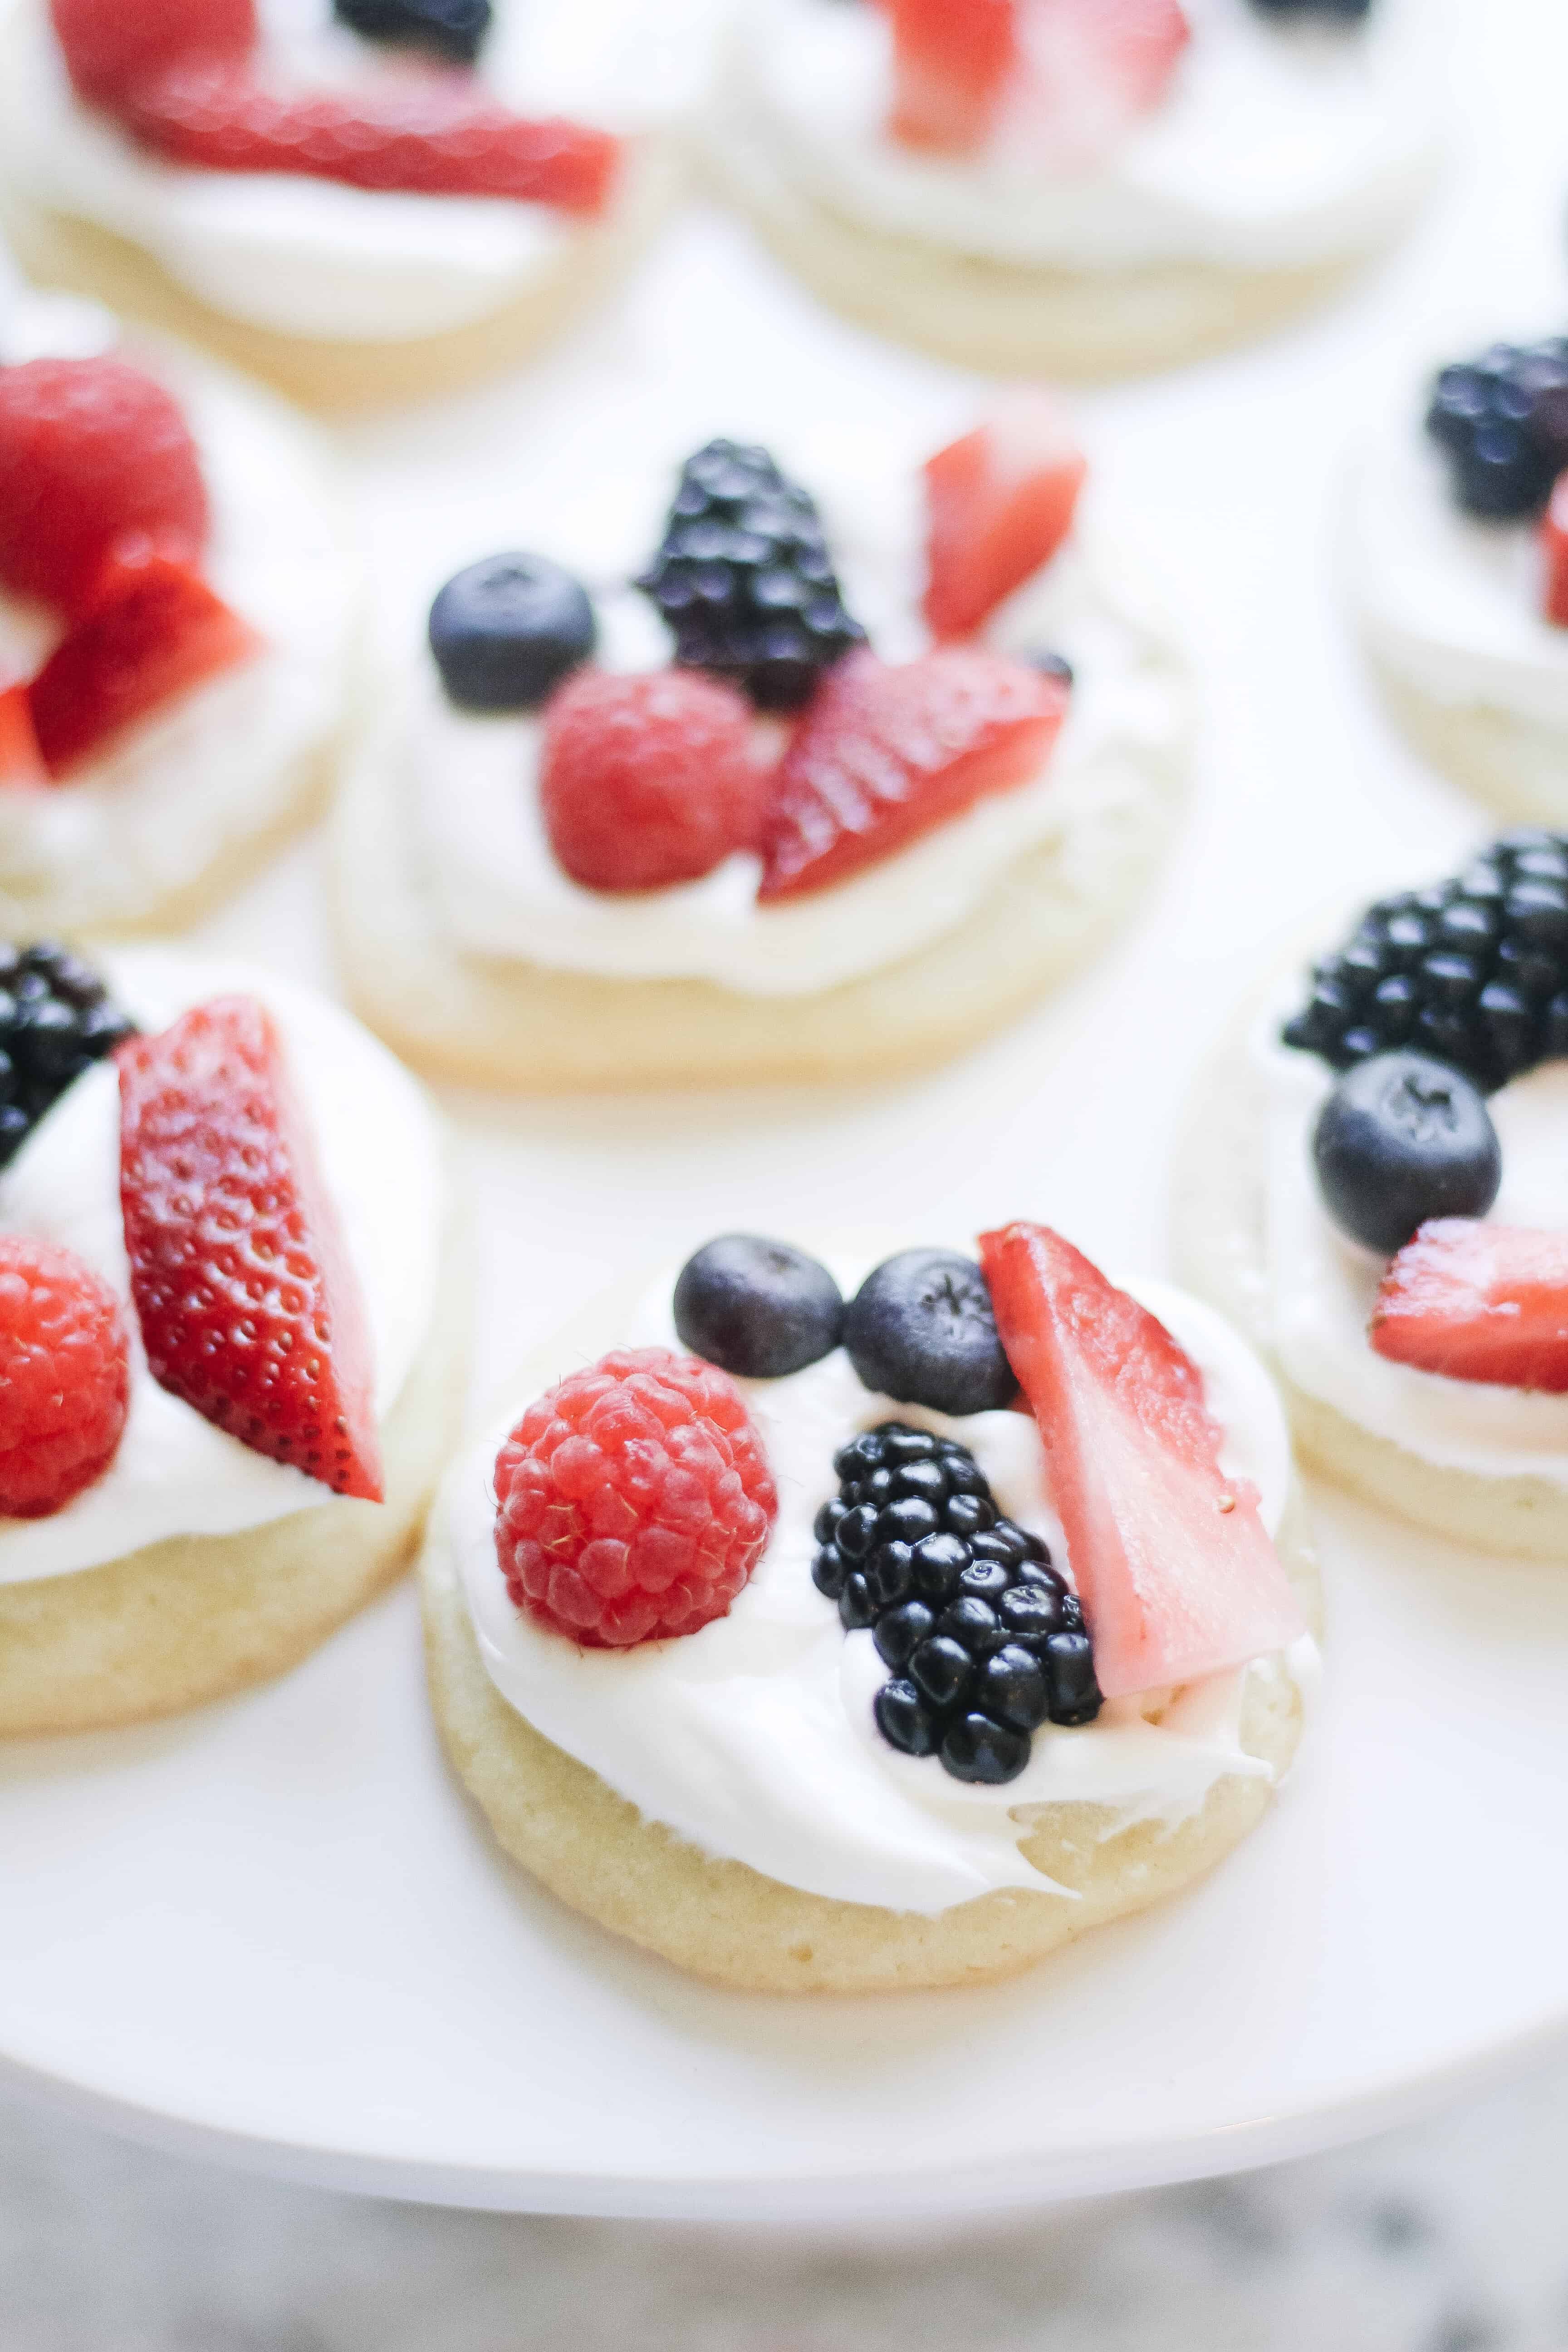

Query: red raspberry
[539,670,768,893]
[0,1236,130,1519]
[49,0,256,109]
[118,995,383,1501]
[494,1348,778,1648]
[0,358,210,619]
[122,61,621,217]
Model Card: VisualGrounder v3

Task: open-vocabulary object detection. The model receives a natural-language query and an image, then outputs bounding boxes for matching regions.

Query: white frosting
[449,1261,1312,1916]
[1347,414,1568,732]
[0,949,445,1583]
[722,0,1441,275]
[1260,1009,1568,1483]
[399,436,1187,996]
[0,0,722,340]
[0,294,356,930]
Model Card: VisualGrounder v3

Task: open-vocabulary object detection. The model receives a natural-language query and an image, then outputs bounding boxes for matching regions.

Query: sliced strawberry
[50,0,256,109]
[1543,470,1568,627]
[758,647,1066,902]
[1371,1220,1568,1391]
[28,542,262,779]
[118,996,383,1501]
[978,1223,1306,1700]
[1000,0,1191,170]
[923,398,1088,642]
[122,60,621,216]
[879,0,1018,153]
[0,686,48,791]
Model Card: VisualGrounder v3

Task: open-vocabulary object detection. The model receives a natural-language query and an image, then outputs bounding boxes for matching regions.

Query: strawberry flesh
[118,996,384,1501]
[758,647,1066,902]
[50,0,256,108]
[923,398,1088,641]
[880,0,1018,153]
[979,1222,1306,1700]
[1371,1220,1568,1391]
[1543,470,1568,627]
[28,542,262,779]
[0,686,47,790]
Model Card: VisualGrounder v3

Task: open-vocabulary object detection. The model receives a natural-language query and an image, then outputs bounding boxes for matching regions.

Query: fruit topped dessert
[708,0,1439,375]
[1348,335,1568,821]
[0,0,716,407]
[0,282,356,933]
[1175,831,1568,1559]
[333,398,1191,1089]
[0,940,457,1733]
[420,1222,1318,1992]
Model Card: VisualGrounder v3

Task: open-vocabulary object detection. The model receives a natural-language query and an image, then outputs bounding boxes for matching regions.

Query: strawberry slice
[50,0,256,109]
[1000,0,1191,169]
[879,0,1018,153]
[0,686,47,790]
[1371,1220,1568,1391]
[1543,470,1568,627]
[118,996,383,1501]
[28,541,263,780]
[978,1223,1306,1700]
[923,398,1088,642]
[757,647,1066,902]
[122,60,621,216]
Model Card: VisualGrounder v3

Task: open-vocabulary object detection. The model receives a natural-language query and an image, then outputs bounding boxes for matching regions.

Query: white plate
[5,0,1568,2213]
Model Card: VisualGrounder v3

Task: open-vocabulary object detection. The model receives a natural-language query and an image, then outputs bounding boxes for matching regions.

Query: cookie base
[419,1489,1317,1995]
[0,1227,468,1736]
[1368,659,1568,829]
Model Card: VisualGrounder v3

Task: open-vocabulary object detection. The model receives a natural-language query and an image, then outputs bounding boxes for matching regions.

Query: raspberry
[0,1236,129,1519]
[49,0,256,109]
[0,359,209,619]
[539,670,767,893]
[122,61,620,216]
[118,995,383,1501]
[494,1348,778,1648]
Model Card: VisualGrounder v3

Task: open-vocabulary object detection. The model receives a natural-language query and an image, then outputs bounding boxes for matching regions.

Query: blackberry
[333,0,491,65]
[1425,340,1568,519]
[634,440,866,711]
[1282,832,1568,1095]
[811,1422,1101,1786]
[0,943,135,1169]
[1247,0,1371,18]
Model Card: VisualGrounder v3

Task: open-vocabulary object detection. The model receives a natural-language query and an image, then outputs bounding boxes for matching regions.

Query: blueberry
[673,1234,843,1379]
[334,0,491,65]
[428,553,596,712]
[844,1249,1018,1416]
[1312,1050,1500,1254]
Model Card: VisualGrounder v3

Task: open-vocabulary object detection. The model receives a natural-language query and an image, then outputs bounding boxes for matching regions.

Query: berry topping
[28,543,262,780]
[0,357,209,618]
[494,1347,777,1648]
[118,996,383,1499]
[1542,471,1568,628]
[998,0,1191,171]
[49,0,256,109]
[0,686,47,792]
[1246,0,1371,17]
[843,1249,1018,1416]
[1312,1052,1501,1256]
[673,1235,844,1381]
[635,441,867,712]
[922,399,1088,642]
[881,0,1017,153]
[1371,1222,1568,1392]
[119,62,620,216]
[979,1223,1306,1699]
[1426,341,1568,520]
[0,944,136,1171]
[333,0,492,68]
[428,553,597,713]
[0,1236,129,1519]
[758,647,1067,902]
[539,668,766,894]
[812,1421,1100,1784]
[1283,832,1568,1096]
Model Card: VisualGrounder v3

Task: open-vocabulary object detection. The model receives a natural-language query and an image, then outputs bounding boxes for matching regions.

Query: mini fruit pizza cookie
[0,0,716,409]
[1350,333,1568,822]
[707,0,1441,377]
[1174,831,1568,1558]
[0,285,356,933]
[421,1223,1319,1993]
[0,941,458,1732]
[332,399,1191,1089]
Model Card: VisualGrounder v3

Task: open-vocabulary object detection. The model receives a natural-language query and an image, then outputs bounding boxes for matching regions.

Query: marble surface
[0,2053,1563,2350]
